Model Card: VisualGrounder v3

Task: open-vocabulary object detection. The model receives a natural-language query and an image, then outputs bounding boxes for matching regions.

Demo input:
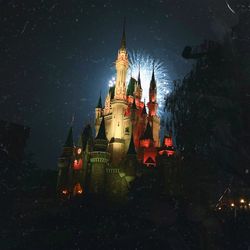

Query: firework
[108,76,116,87]
[107,51,171,115]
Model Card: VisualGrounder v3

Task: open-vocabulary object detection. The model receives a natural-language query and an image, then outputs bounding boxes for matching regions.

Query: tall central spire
[114,19,129,100]
[120,17,126,50]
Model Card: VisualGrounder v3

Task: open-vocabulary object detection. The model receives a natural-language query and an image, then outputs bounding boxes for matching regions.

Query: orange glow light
[73,183,83,196]
[62,190,68,195]
[164,137,173,147]
[167,150,175,156]
[140,139,150,148]
[73,159,83,170]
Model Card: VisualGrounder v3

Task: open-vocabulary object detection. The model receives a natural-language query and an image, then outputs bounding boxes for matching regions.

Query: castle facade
[56,25,175,199]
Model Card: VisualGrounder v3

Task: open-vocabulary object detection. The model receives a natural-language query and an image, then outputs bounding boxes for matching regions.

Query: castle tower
[127,77,136,104]
[158,131,175,157]
[147,66,160,147]
[139,121,157,167]
[89,117,110,194]
[109,21,130,165]
[134,100,147,149]
[104,92,111,115]
[114,20,129,101]
[57,126,74,197]
[134,67,143,100]
[124,132,138,182]
[95,93,102,136]
[71,136,84,196]
[81,124,93,150]
[148,66,158,116]
[157,129,178,196]
[130,97,137,122]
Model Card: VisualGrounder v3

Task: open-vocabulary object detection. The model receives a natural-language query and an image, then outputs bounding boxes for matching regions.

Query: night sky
[0,0,238,169]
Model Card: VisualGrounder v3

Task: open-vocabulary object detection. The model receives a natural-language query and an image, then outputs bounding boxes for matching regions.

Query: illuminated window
[73,159,83,170]
[125,127,129,134]
[164,137,173,147]
[62,190,68,195]
[73,183,83,196]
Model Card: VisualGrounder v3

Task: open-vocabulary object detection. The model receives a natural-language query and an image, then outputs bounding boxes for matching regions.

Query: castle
[56,25,176,199]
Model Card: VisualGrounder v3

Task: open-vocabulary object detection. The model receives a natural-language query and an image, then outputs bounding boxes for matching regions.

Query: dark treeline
[165,6,250,203]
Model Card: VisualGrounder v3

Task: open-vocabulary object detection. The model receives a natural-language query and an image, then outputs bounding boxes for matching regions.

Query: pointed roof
[120,18,126,50]
[137,64,142,89]
[145,157,155,164]
[96,93,102,109]
[127,132,136,155]
[64,126,74,148]
[81,124,93,149]
[150,62,156,90]
[127,77,136,96]
[162,134,173,146]
[77,135,83,148]
[95,117,107,140]
[142,101,147,115]
[131,97,137,110]
[140,121,154,141]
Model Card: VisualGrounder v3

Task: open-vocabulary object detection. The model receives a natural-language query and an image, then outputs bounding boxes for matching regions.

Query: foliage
[166,39,249,189]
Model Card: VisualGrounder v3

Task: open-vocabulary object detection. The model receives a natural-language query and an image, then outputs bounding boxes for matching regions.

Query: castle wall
[151,116,161,147]
[89,151,109,194]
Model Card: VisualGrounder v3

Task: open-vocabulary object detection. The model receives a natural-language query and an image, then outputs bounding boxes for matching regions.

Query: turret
[137,65,142,89]
[124,132,137,182]
[142,100,147,117]
[57,126,74,197]
[127,77,136,103]
[146,65,160,146]
[127,131,136,155]
[147,65,158,116]
[139,121,157,167]
[140,121,154,148]
[114,20,129,100]
[134,67,142,100]
[65,125,73,144]
[95,93,102,118]
[130,97,137,123]
[94,116,108,151]
[71,135,84,196]
[159,128,175,157]
[81,124,93,151]
[149,66,156,102]
[120,19,126,50]
[73,135,84,171]
[89,117,110,194]
[95,93,102,136]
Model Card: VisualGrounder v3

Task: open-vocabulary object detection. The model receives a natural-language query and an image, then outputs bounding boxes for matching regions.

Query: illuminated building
[56,24,176,199]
